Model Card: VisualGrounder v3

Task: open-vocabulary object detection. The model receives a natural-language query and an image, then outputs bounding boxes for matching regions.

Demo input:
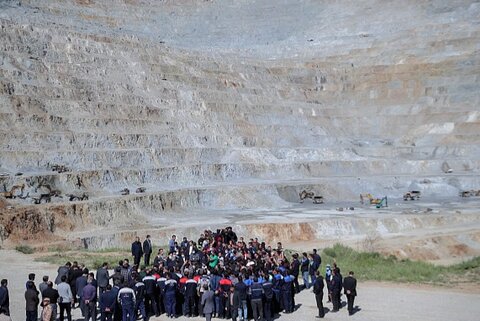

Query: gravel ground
[1,250,479,321]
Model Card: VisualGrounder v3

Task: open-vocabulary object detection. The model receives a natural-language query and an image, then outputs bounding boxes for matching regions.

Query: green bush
[15,245,34,254]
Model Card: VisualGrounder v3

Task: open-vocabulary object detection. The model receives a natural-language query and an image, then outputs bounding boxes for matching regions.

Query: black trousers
[144,253,151,266]
[315,293,324,317]
[59,302,72,321]
[332,291,341,311]
[346,294,355,313]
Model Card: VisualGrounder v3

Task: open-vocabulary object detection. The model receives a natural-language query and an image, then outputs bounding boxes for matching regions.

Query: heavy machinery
[460,190,480,197]
[375,196,388,208]
[299,190,324,204]
[403,191,421,201]
[360,193,383,205]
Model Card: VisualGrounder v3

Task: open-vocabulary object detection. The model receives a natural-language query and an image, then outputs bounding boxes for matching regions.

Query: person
[58,275,73,321]
[143,235,153,266]
[325,265,332,303]
[250,277,264,321]
[200,284,214,321]
[117,285,136,321]
[262,277,274,321]
[168,235,176,254]
[76,269,88,316]
[96,262,110,295]
[55,262,71,285]
[301,252,310,289]
[343,271,357,315]
[291,253,301,293]
[313,271,325,318]
[133,276,147,321]
[131,237,144,266]
[99,285,116,321]
[83,278,97,321]
[142,270,159,317]
[39,276,49,295]
[234,277,248,321]
[40,297,53,321]
[42,281,59,319]
[331,268,342,312]
[0,279,9,316]
[25,280,39,321]
[164,273,177,318]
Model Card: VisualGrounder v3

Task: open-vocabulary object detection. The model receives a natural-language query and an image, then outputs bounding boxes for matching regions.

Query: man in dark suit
[143,235,153,266]
[343,271,357,315]
[313,271,325,318]
[131,236,144,266]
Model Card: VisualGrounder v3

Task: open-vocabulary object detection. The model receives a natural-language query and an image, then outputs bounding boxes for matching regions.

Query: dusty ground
[1,250,479,321]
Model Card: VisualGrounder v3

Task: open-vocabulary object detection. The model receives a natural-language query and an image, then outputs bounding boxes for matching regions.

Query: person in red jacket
[217,274,232,318]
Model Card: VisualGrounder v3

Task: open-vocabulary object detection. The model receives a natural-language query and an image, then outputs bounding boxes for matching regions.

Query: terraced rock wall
[0,0,479,245]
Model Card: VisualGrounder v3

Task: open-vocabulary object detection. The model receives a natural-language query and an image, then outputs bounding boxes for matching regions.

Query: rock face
[0,0,479,246]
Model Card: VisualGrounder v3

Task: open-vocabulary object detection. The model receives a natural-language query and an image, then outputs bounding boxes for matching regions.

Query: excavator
[375,196,388,208]
[360,193,382,205]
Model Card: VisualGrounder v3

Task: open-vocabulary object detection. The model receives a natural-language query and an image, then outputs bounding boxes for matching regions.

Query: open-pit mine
[0,0,479,264]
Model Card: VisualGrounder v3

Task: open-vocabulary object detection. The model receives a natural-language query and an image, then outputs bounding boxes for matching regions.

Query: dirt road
[1,250,479,321]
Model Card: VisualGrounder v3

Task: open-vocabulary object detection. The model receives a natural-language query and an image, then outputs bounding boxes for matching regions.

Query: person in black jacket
[0,279,9,316]
[313,271,325,318]
[291,254,301,293]
[343,271,357,315]
[331,268,342,312]
[99,285,116,321]
[143,235,153,267]
[131,237,144,266]
[142,270,159,317]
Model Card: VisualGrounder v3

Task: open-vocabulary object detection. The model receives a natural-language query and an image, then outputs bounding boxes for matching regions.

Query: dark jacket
[99,290,116,313]
[131,241,143,258]
[0,286,9,315]
[343,276,357,296]
[24,288,39,312]
[143,239,152,255]
[300,258,310,273]
[42,287,59,304]
[55,266,70,285]
[291,259,300,276]
[234,282,248,301]
[96,268,110,288]
[249,282,264,300]
[332,274,342,293]
[313,276,324,295]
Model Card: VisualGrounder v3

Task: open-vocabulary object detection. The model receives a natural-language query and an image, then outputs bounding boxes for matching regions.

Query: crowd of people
[0,226,358,321]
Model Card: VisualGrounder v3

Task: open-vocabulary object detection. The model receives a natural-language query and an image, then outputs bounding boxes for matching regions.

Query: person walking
[200,284,214,321]
[313,271,325,318]
[343,271,357,315]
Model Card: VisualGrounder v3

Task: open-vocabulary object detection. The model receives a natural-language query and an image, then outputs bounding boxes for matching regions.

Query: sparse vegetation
[15,245,35,254]
[317,243,480,285]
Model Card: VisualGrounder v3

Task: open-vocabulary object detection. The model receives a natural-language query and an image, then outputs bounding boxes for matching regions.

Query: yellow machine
[360,193,382,205]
